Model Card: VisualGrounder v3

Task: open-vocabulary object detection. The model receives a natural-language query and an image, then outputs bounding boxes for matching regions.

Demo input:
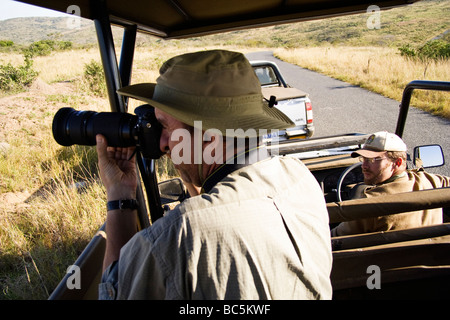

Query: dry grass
[0,78,109,299]
[33,49,103,83]
[0,51,115,298]
[0,169,106,299]
[274,46,450,118]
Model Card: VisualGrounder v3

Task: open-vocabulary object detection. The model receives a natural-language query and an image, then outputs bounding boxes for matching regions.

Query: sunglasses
[358,156,388,164]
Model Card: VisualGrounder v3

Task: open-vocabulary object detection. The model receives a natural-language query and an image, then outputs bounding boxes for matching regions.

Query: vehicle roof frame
[92,0,159,227]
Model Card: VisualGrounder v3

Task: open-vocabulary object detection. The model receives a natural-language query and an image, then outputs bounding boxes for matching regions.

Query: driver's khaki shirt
[99,156,332,299]
[331,169,450,237]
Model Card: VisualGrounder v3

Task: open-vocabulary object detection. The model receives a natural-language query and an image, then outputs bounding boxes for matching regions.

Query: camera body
[133,105,163,159]
[52,105,163,159]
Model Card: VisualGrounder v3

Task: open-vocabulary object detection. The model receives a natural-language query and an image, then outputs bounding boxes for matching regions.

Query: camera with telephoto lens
[52,105,163,159]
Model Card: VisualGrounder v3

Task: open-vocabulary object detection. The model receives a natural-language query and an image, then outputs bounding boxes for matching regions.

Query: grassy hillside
[0,17,92,45]
[0,0,448,48]
[199,0,450,48]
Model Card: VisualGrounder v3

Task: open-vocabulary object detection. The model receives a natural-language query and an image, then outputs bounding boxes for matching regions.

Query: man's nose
[361,161,370,169]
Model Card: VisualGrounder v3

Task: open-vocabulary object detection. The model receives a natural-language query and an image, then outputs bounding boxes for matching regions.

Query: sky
[0,0,70,20]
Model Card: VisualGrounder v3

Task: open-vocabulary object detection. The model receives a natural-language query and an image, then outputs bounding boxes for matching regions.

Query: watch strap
[107,199,139,211]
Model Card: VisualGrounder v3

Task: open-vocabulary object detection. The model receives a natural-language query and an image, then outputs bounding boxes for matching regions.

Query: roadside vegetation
[274,41,450,118]
[0,0,449,299]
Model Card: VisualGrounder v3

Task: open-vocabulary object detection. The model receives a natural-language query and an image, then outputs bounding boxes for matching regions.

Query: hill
[0,16,130,46]
[199,0,450,48]
[0,17,97,45]
[0,0,448,47]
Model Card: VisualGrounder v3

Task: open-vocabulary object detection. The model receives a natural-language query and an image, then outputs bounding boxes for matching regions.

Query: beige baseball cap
[117,49,294,138]
[351,131,407,158]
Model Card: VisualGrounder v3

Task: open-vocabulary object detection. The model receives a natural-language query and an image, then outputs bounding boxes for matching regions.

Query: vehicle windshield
[253,66,278,86]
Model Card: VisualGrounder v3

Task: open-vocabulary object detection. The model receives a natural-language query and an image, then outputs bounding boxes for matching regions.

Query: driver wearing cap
[331,131,450,237]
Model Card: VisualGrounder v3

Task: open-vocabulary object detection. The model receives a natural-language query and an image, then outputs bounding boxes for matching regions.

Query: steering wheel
[336,162,362,202]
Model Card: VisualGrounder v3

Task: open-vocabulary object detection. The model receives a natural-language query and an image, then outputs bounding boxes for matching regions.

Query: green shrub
[399,40,450,62]
[23,40,74,58]
[417,40,450,61]
[24,40,55,58]
[398,39,450,77]
[398,44,417,59]
[0,53,39,92]
[83,60,106,97]
[0,40,14,47]
[57,41,73,50]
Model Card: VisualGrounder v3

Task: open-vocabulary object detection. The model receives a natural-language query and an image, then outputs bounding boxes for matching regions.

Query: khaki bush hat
[117,50,294,138]
[351,131,407,158]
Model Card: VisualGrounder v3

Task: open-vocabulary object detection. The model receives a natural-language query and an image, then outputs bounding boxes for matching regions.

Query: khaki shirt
[99,156,332,299]
[331,169,450,237]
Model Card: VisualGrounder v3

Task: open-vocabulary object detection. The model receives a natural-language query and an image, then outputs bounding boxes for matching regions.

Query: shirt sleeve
[98,261,119,300]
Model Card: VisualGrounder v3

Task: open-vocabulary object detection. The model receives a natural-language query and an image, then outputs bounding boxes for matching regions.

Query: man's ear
[394,157,403,167]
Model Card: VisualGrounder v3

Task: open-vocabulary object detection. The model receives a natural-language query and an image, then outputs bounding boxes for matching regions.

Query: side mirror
[413,144,445,168]
[158,178,186,205]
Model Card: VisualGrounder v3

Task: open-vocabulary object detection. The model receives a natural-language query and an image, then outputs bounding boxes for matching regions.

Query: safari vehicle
[251,60,314,141]
[16,0,450,300]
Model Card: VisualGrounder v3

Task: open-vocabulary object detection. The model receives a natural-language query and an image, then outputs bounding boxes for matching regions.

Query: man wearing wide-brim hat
[96,50,333,300]
[331,131,450,237]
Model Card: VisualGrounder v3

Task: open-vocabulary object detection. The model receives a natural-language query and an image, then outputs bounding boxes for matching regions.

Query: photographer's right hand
[96,134,138,201]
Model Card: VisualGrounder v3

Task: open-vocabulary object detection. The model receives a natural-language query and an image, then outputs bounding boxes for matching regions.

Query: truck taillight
[306,102,313,124]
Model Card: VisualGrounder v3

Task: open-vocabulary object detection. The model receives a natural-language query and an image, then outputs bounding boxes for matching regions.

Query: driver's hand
[96,134,138,201]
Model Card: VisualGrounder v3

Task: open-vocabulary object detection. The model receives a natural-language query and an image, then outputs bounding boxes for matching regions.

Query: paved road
[246,51,450,176]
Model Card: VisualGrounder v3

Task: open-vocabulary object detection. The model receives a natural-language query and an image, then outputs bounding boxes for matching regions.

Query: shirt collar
[380,171,407,185]
[200,146,270,193]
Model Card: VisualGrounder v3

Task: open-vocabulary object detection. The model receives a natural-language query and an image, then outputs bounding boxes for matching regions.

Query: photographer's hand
[96,134,138,200]
[96,134,138,271]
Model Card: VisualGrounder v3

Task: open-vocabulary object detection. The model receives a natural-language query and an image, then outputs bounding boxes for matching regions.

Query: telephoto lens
[52,107,138,148]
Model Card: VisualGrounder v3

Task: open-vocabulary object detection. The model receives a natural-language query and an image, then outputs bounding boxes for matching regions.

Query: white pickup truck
[251,60,314,141]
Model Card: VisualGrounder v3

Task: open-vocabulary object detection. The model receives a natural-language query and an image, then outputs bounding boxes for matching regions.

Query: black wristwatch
[106,199,139,211]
